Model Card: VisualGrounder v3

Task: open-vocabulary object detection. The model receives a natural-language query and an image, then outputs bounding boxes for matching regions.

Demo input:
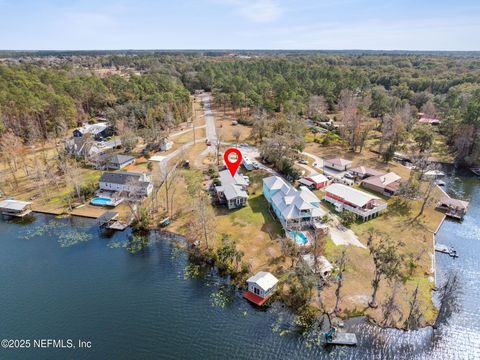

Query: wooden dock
[107,220,130,231]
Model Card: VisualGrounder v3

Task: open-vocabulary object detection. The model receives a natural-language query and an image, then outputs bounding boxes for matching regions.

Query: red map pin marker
[224,148,242,177]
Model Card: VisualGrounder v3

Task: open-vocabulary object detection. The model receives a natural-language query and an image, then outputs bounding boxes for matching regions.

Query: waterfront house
[298,173,329,189]
[324,183,387,221]
[243,271,279,306]
[349,166,386,180]
[215,169,248,209]
[99,171,153,198]
[263,175,326,230]
[361,172,402,197]
[324,157,352,172]
[95,153,136,170]
[65,136,122,158]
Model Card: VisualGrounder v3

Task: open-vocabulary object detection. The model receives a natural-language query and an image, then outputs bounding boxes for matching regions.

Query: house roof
[75,122,109,135]
[361,172,401,189]
[325,183,380,208]
[247,271,279,292]
[220,184,248,201]
[0,199,31,211]
[219,169,248,187]
[265,176,325,220]
[350,166,386,177]
[99,154,135,165]
[99,172,149,186]
[325,157,352,167]
[306,173,329,184]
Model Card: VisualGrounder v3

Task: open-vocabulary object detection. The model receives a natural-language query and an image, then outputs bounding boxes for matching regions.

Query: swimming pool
[289,231,308,245]
[91,197,114,206]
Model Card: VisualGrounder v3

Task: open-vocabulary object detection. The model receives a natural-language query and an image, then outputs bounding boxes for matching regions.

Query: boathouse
[243,271,279,306]
[437,196,469,220]
[0,199,32,218]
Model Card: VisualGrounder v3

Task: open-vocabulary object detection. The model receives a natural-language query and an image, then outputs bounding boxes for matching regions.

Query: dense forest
[1,52,479,165]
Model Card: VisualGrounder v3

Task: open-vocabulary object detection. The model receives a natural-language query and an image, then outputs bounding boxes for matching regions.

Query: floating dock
[325,332,358,346]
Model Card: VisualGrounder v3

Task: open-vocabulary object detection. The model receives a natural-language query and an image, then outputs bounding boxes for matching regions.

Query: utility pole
[193,97,197,144]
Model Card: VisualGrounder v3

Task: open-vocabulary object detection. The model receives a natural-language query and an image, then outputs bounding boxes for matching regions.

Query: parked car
[298,159,308,165]
[343,172,354,180]
[252,162,260,169]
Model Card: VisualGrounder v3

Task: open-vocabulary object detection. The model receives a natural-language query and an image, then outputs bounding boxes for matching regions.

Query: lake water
[0,170,478,359]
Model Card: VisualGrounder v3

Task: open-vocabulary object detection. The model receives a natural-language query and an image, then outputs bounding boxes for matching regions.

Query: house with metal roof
[324,157,352,171]
[243,271,279,306]
[215,169,248,209]
[99,171,153,197]
[298,173,329,189]
[324,183,387,221]
[263,175,326,230]
[361,172,402,197]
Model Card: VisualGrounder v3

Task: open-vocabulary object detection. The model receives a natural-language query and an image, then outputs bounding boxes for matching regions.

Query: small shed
[244,271,279,306]
[0,199,32,217]
[303,173,329,189]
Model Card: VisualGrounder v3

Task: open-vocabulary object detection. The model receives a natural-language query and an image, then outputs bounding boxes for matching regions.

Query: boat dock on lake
[435,244,458,258]
[0,199,33,218]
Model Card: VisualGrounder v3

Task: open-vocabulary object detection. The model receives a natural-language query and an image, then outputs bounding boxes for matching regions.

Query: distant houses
[65,122,120,158]
[215,169,249,209]
[159,138,173,151]
[324,183,387,221]
[263,175,326,231]
[361,172,402,197]
[99,172,153,198]
[324,157,352,172]
[73,122,114,140]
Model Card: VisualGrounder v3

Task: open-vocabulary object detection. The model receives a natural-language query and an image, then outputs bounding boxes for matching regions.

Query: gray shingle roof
[100,172,146,185]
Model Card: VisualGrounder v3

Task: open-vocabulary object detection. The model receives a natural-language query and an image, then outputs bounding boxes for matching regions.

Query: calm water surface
[0,171,478,359]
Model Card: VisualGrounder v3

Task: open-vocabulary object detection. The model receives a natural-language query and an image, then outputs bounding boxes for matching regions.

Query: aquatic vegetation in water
[107,239,129,249]
[127,234,150,254]
[210,285,234,308]
[22,220,93,247]
[57,230,92,247]
[184,264,202,279]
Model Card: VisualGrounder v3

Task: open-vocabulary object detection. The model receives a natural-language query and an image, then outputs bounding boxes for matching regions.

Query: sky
[0,0,479,51]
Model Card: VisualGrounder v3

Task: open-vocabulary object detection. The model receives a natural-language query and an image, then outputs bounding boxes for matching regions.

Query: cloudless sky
[0,0,479,50]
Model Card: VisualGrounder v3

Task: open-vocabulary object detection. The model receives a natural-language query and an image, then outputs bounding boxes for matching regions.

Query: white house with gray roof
[215,169,248,209]
[263,175,326,230]
[99,172,153,198]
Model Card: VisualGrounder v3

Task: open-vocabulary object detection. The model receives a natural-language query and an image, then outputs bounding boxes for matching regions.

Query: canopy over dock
[0,199,32,217]
[437,196,469,220]
[97,211,119,227]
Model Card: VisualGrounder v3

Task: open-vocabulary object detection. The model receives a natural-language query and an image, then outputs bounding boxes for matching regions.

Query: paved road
[303,151,324,169]
[200,94,218,156]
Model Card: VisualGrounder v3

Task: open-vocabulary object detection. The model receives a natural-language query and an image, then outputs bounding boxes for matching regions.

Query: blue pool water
[289,231,308,245]
[90,197,113,206]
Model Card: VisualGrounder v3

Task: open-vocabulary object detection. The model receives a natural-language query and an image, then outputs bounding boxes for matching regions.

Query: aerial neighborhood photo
[0,0,479,359]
